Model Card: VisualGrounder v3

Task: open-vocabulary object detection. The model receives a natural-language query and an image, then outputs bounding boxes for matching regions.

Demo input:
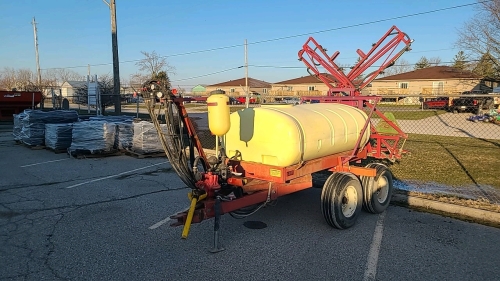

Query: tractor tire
[321,172,363,229]
[360,163,394,214]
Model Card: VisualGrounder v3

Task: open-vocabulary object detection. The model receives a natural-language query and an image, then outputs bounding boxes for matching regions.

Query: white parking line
[363,212,386,281]
[65,162,166,189]
[149,207,189,230]
[20,158,70,168]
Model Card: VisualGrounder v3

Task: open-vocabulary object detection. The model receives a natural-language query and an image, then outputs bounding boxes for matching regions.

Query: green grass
[390,134,500,188]
[370,109,448,120]
[228,106,448,120]
[193,126,500,188]
[378,104,421,109]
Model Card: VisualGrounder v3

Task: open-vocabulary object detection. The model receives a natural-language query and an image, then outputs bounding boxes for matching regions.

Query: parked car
[422,97,449,110]
[450,90,494,114]
[236,96,257,104]
[229,97,241,105]
[282,97,300,105]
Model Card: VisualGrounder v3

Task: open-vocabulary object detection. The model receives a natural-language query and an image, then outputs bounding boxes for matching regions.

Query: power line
[247,2,484,45]
[249,59,487,69]
[170,66,243,82]
[336,48,460,61]
[40,1,484,71]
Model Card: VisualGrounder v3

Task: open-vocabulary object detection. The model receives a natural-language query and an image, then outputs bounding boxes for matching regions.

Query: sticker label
[270,169,281,177]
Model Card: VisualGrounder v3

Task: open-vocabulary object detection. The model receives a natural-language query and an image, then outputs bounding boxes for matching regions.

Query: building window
[308,86,315,91]
[432,81,444,94]
[230,88,235,93]
[399,82,409,89]
[263,88,268,94]
[287,86,293,91]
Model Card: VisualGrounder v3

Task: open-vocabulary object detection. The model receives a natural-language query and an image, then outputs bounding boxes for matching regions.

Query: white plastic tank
[225,103,370,167]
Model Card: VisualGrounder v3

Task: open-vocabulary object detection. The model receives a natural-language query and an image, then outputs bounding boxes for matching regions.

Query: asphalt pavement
[1,131,499,281]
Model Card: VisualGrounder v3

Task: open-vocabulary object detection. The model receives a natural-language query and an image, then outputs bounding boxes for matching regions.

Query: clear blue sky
[0,0,479,90]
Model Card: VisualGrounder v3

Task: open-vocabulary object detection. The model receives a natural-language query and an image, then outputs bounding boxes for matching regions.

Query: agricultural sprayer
[140,25,412,252]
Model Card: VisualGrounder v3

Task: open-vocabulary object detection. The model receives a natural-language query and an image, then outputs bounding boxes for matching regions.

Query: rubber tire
[423,104,429,110]
[360,163,394,214]
[321,172,363,229]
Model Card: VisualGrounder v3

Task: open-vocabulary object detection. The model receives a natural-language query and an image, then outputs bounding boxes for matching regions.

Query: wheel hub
[376,175,389,203]
[342,185,358,218]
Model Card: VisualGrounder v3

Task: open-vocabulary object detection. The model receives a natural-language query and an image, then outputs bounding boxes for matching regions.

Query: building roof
[208,78,271,88]
[375,66,481,81]
[273,73,337,85]
[61,81,87,88]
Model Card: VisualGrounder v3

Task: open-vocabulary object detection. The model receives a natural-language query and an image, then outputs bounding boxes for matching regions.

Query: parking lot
[1,126,500,281]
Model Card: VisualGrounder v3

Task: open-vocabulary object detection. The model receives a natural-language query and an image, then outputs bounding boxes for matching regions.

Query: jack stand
[210,196,225,253]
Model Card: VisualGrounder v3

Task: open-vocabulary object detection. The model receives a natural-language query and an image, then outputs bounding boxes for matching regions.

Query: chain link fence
[31,92,500,211]
[183,94,500,211]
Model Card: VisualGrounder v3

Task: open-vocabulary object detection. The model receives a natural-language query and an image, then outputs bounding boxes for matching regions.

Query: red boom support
[298,25,412,96]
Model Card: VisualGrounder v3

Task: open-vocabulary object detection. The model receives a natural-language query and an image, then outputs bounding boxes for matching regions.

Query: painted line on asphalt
[149,207,190,230]
[363,211,386,281]
[65,162,166,189]
[20,158,70,168]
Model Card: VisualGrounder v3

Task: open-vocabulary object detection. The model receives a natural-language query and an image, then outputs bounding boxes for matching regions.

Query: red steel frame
[297,25,412,97]
[169,26,412,227]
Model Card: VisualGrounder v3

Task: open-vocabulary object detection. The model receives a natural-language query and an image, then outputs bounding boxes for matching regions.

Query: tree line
[2,0,500,90]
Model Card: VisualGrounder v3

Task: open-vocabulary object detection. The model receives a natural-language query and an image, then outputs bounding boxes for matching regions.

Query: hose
[146,97,197,189]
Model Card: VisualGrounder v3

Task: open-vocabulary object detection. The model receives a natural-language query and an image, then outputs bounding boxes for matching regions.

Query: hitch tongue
[181,190,207,239]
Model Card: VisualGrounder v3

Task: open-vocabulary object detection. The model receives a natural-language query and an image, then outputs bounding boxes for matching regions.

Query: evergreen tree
[414,57,430,70]
[452,51,467,70]
[473,52,497,78]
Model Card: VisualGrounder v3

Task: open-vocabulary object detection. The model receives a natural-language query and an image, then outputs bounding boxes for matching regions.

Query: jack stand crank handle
[181,196,198,239]
[210,196,225,253]
[182,191,206,239]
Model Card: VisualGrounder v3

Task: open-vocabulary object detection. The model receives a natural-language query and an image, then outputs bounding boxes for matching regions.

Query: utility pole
[31,17,41,87]
[103,0,121,114]
[244,39,249,108]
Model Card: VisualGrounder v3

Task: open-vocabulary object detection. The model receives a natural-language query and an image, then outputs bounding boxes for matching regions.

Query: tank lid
[209,89,226,95]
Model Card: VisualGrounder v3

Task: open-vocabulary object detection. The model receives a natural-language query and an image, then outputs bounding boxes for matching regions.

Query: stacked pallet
[15,110,79,147]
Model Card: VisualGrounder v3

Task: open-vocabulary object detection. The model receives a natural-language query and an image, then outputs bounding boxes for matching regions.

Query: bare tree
[129,72,149,87]
[41,69,59,88]
[56,69,82,83]
[381,58,412,77]
[456,0,500,75]
[428,57,442,66]
[10,69,37,91]
[135,51,175,78]
[0,67,18,90]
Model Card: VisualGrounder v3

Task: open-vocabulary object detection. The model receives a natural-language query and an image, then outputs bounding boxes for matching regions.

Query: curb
[391,193,500,227]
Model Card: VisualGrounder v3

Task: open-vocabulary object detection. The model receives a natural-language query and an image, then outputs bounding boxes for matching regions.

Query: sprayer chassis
[168,95,405,226]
